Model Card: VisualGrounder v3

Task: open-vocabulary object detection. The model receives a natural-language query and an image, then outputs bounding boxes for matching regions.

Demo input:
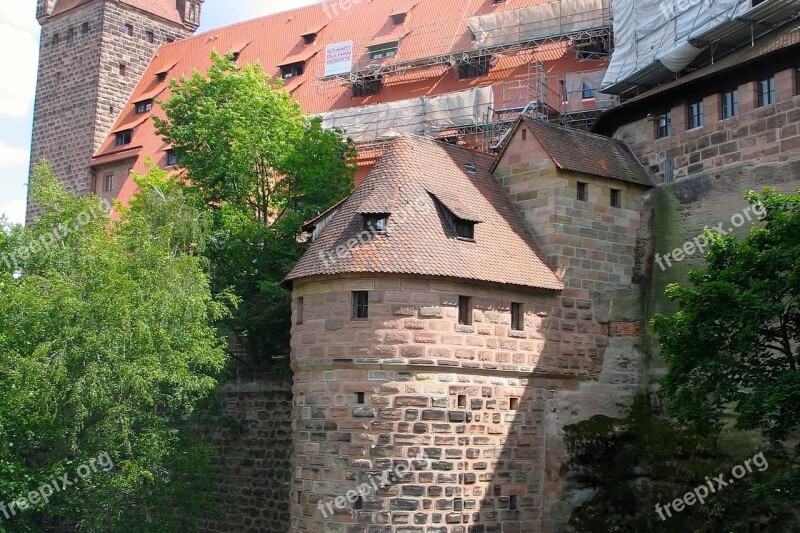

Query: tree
[0,163,230,532]
[651,188,800,442]
[154,53,356,364]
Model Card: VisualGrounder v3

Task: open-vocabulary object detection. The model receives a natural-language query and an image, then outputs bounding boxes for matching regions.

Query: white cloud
[0,199,25,225]
[0,141,28,167]
[0,0,39,118]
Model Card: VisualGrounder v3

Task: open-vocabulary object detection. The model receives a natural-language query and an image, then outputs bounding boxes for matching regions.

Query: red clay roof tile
[286,135,563,291]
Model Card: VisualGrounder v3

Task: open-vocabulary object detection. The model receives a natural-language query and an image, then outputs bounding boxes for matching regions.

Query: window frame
[757,75,776,107]
[352,291,369,320]
[146,30,154,43]
[103,174,114,192]
[721,89,739,119]
[576,182,588,202]
[368,42,399,60]
[688,100,704,129]
[581,82,595,100]
[114,130,132,147]
[458,295,472,326]
[124,23,133,37]
[610,188,622,208]
[511,302,523,331]
[656,111,672,138]
[135,99,153,114]
[296,297,304,325]
[166,150,179,167]
[363,214,388,234]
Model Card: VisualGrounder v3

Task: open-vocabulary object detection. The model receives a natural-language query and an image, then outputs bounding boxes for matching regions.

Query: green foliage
[0,162,230,532]
[651,188,800,442]
[154,52,355,364]
[565,394,799,532]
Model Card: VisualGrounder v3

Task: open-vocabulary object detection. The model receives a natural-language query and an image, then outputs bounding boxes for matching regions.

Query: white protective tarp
[467,0,611,48]
[602,0,752,90]
[317,87,494,142]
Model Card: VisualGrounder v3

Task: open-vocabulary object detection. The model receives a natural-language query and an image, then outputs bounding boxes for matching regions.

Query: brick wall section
[289,275,607,532]
[616,66,800,185]
[28,0,193,222]
[195,367,293,532]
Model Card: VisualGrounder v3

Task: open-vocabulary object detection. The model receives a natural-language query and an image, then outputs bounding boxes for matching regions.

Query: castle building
[26,0,800,530]
[28,0,202,222]
[283,123,652,531]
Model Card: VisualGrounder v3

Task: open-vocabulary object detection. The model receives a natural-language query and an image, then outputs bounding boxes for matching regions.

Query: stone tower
[27,0,203,222]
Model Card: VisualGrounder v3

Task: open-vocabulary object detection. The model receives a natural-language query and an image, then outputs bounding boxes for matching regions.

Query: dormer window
[281,62,305,79]
[455,219,475,240]
[115,129,132,147]
[302,32,317,45]
[368,41,398,60]
[353,76,383,97]
[363,214,388,234]
[391,13,407,25]
[135,99,153,114]
[166,149,179,167]
[156,71,168,82]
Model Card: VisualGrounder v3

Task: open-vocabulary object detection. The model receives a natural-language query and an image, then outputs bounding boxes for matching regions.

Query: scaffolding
[316,0,612,89]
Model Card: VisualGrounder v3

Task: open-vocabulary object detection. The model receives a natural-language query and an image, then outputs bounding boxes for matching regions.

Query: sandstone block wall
[196,366,293,532]
[290,275,608,532]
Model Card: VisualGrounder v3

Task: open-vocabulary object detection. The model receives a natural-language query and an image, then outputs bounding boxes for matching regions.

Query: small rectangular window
[577,182,588,202]
[457,395,467,408]
[722,89,739,118]
[119,64,126,77]
[364,214,387,234]
[511,302,522,331]
[757,76,776,106]
[352,291,369,319]
[656,111,672,138]
[103,175,113,192]
[115,130,132,146]
[457,55,491,79]
[582,82,595,99]
[124,23,133,36]
[166,150,179,166]
[688,100,704,129]
[455,219,475,240]
[51,33,59,46]
[135,100,153,114]
[610,188,622,208]
[280,62,305,79]
[146,31,154,43]
[458,295,472,325]
[356,392,365,404]
[296,297,304,325]
[368,42,398,60]
[664,158,675,183]
[82,22,90,34]
[354,496,363,510]
[509,397,519,410]
[67,28,74,42]
[509,495,518,510]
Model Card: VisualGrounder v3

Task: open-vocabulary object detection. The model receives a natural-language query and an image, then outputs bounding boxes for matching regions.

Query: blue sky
[0,0,320,225]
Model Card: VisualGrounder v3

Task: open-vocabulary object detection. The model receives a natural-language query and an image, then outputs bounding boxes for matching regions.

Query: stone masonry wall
[196,366,294,532]
[290,274,616,532]
[28,0,192,222]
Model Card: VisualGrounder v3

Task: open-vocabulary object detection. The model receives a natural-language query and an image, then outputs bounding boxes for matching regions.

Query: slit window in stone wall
[82,22,90,34]
[103,175,113,192]
[458,295,472,325]
[124,23,133,36]
[511,302,523,331]
[457,395,467,408]
[656,111,672,138]
[352,291,369,319]
[510,397,519,410]
[610,188,622,209]
[510,495,518,510]
[146,31,154,43]
[356,392,365,404]
[354,496,363,510]
[577,182,588,202]
[119,64,126,77]
[296,297,303,325]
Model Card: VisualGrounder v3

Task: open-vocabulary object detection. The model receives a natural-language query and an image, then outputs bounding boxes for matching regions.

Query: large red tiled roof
[91,0,610,205]
[519,118,652,186]
[285,135,564,291]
